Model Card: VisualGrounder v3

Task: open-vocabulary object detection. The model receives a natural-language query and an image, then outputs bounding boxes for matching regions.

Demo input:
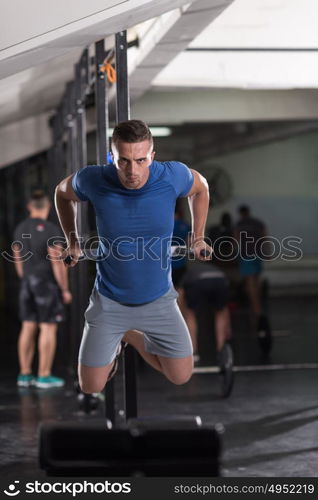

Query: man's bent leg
[157,355,193,385]
[80,329,193,392]
[178,288,198,353]
[123,330,193,384]
[122,330,163,372]
[79,362,114,394]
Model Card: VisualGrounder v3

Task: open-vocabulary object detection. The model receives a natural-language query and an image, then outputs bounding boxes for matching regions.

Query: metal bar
[81,48,89,90]
[75,61,89,237]
[115,30,137,421]
[75,63,87,171]
[63,82,83,372]
[74,60,90,353]
[105,379,116,425]
[127,37,139,50]
[64,82,77,176]
[49,47,92,384]
[95,39,109,165]
[115,31,130,123]
[94,38,115,423]
[122,346,137,420]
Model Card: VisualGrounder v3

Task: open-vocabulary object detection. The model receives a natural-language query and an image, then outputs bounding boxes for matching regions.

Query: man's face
[111,139,155,189]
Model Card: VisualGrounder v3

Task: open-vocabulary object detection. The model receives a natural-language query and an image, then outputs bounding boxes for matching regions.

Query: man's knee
[78,364,111,394]
[166,368,193,385]
[79,378,106,394]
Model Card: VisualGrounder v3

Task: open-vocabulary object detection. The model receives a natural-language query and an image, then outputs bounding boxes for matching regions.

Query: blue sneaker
[17,374,36,387]
[35,375,65,389]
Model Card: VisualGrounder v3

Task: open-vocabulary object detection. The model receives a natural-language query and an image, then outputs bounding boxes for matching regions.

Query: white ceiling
[0,0,229,128]
[0,0,190,78]
[1,0,317,130]
[1,0,318,168]
[154,0,318,89]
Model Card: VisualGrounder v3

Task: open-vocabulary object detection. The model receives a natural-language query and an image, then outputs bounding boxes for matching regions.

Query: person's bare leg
[79,363,114,394]
[79,330,163,394]
[246,275,262,317]
[123,329,193,384]
[215,307,232,352]
[18,321,38,374]
[176,288,198,354]
[80,328,194,394]
[157,355,193,385]
[38,323,58,377]
[122,330,163,371]
[178,290,198,354]
[183,308,198,354]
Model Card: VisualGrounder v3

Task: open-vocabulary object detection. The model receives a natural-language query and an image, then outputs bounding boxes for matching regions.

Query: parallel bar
[115,30,137,420]
[122,346,138,420]
[105,378,116,425]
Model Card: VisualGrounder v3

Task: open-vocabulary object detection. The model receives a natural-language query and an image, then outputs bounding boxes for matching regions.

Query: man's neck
[29,213,47,219]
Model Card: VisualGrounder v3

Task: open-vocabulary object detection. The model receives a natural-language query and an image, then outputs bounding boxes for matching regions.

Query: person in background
[171,201,199,360]
[180,260,234,397]
[234,204,271,353]
[13,190,72,389]
[171,200,191,290]
[208,211,238,268]
[208,212,234,257]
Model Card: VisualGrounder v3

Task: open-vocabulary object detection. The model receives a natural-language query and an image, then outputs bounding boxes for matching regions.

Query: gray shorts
[79,286,193,367]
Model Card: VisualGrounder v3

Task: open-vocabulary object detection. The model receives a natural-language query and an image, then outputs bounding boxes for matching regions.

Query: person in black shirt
[234,205,266,317]
[13,190,72,389]
[180,261,234,397]
[234,205,272,354]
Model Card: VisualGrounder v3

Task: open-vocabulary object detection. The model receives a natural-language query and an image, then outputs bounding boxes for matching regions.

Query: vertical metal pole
[47,142,71,370]
[75,56,89,340]
[75,57,89,241]
[115,30,137,421]
[95,40,109,165]
[64,82,83,372]
[95,39,115,424]
[115,31,130,122]
[75,58,88,173]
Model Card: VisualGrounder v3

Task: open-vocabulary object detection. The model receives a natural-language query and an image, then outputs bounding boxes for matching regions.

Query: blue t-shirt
[72,160,194,304]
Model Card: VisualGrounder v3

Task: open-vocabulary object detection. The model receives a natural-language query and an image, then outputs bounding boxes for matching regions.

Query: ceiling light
[107,127,172,137]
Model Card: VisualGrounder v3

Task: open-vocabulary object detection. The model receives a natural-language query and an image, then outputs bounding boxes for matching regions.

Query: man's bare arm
[12,244,24,278]
[186,169,212,260]
[55,175,83,266]
[48,244,72,304]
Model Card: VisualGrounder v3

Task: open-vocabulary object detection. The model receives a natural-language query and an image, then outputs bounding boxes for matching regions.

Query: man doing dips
[55,120,211,393]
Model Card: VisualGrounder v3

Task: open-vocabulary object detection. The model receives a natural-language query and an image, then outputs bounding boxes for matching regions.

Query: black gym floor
[0,294,317,479]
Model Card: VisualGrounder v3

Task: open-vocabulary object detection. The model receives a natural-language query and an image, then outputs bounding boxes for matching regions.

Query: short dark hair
[238,204,250,216]
[29,189,49,209]
[112,119,153,146]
